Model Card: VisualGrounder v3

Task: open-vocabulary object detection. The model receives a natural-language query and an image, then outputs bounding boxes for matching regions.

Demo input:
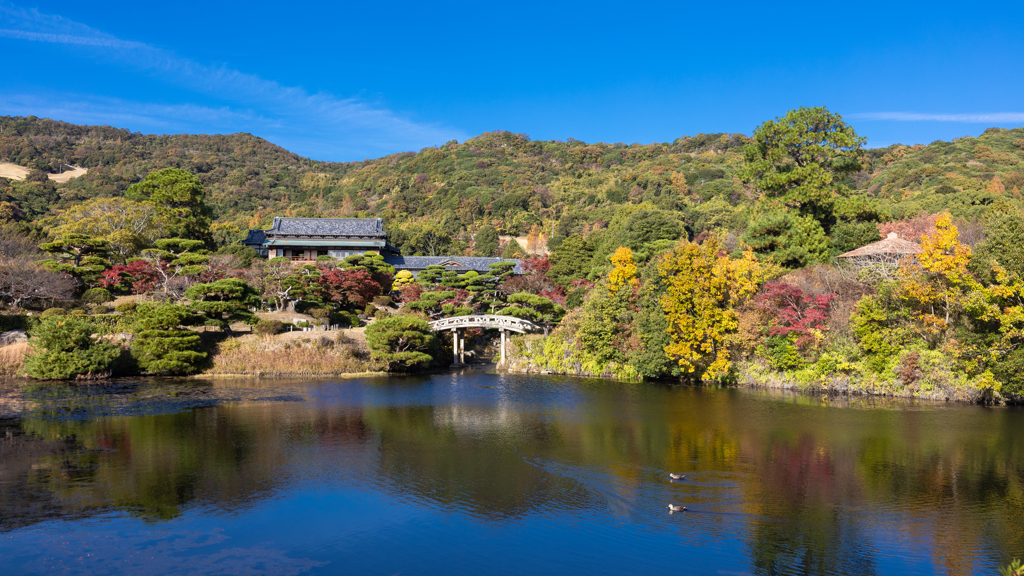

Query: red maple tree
[754,282,836,348]
[318,269,382,307]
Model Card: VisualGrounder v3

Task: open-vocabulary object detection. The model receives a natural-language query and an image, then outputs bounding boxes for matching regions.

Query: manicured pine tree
[39,233,112,286]
[24,316,121,379]
[130,302,206,375]
[365,316,436,370]
[185,278,259,332]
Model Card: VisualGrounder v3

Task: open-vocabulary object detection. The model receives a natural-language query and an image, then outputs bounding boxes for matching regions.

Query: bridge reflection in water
[428,315,541,366]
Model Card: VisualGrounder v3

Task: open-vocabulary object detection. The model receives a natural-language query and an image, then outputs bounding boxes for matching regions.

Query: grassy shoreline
[500,361,1006,404]
[194,370,389,379]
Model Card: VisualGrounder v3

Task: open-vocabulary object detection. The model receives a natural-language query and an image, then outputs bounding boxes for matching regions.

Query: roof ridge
[276,216,378,220]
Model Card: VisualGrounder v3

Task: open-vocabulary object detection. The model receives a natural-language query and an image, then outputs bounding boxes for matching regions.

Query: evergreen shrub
[130,303,206,375]
[0,315,34,331]
[40,308,66,319]
[336,311,360,328]
[24,316,120,379]
[309,308,331,322]
[365,315,436,369]
[254,319,285,336]
[82,287,113,304]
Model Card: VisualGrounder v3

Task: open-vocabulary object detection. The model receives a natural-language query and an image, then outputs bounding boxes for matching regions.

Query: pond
[0,372,1022,575]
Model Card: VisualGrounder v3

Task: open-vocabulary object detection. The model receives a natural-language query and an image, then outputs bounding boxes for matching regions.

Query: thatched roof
[837,232,923,259]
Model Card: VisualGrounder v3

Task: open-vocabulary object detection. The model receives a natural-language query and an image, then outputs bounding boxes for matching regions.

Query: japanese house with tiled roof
[244,217,521,274]
[384,255,524,275]
[244,217,394,261]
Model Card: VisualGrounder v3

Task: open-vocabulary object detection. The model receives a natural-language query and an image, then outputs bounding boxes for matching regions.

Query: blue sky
[2,1,1023,162]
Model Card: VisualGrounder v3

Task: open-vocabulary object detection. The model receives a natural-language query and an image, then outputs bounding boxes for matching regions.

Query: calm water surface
[1,372,1022,575]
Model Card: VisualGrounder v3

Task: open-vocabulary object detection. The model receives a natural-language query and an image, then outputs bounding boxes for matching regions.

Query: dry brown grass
[205,333,382,376]
[0,162,87,182]
[48,165,88,183]
[0,162,29,180]
[0,342,29,377]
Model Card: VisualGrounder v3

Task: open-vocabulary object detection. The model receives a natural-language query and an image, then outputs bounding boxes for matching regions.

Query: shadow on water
[0,372,1021,575]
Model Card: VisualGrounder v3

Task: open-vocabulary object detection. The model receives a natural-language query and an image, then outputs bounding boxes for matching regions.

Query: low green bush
[254,319,285,336]
[989,347,1024,399]
[69,309,87,316]
[365,316,436,369]
[115,302,138,314]
[373,296,393,307]
[309,308,332,321]
[0,315,35,331]
[82,287,113,304]
[374,308,391,319]
[757,335,805,371]
[92,305,110,315]
[336,310,360,328]
[24,316,121,379]
[40,308,66,319]
[363,303,377,316]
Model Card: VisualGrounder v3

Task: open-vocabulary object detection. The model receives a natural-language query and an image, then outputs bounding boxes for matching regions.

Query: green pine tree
[24,316,121,379]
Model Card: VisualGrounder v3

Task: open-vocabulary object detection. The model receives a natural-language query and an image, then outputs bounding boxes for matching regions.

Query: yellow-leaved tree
[47,197,167,261]
[607,247,639,294]
[898,213,977,339]
[658,236,770,380]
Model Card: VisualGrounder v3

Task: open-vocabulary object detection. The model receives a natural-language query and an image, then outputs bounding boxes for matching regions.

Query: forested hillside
[4,114,1024,264]
[6,110,1024,402]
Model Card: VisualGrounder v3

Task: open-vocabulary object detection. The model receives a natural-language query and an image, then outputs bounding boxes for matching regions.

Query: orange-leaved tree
[658,236,770,380]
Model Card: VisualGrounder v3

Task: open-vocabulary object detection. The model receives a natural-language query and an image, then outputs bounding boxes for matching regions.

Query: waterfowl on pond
[668,504,687,512]
[669,473,686,480]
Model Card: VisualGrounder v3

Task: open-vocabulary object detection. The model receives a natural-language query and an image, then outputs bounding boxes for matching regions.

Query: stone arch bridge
[428,315,542,367]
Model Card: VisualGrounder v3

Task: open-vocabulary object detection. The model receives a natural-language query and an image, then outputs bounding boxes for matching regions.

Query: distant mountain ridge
[2,114,1024,253]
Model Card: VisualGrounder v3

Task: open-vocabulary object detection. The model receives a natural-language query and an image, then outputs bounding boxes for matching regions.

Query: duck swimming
[668,504,687,512]
[669,473,686,480]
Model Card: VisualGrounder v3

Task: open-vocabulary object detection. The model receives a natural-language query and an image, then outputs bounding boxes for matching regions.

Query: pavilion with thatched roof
[836,232,923,278]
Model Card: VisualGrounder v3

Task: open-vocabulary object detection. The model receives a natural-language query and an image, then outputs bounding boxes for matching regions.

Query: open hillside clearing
[0,162,87,182]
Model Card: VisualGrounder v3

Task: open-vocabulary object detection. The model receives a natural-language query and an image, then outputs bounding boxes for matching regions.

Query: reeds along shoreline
[0,334,382,381]
[203,336,383,377]
[0,342,28,377]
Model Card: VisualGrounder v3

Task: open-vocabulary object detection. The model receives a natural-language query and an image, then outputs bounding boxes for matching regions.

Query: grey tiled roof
[266,217,386,237]
[242,229,266,246]
[384,255,523,274]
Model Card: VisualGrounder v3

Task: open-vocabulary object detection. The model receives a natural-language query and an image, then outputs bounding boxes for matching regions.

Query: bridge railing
[427,314,541,334]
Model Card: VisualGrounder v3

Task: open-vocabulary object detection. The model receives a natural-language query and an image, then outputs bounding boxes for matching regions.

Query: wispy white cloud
[0,93,267,133]
[0,3,466,159]
[0,28,145,48]
[0,92,375,160]
[850,112,1024,123]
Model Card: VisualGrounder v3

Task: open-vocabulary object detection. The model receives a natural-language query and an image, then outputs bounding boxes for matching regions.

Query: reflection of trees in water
[1,379,1022,574]
[5,406,297,529]
[744,436,878,576]
[364,404,594,519]
[0,421,106,531]
[848,409,1024,575]
[732,402,1024,576]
